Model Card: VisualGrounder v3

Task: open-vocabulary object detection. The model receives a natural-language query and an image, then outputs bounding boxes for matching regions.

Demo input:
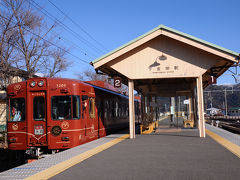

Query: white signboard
[184,99,189,104]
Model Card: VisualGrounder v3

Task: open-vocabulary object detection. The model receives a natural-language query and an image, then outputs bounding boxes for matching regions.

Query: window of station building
[33,96,45,121]
[9,98,25,122]
[89,97,95,118]
[51,96,71,120]
[73,95,80,119]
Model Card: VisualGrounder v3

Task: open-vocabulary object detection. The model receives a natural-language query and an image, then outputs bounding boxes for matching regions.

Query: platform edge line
[158,116,169,122]
[24,134,129,180]
[206,129,240,158]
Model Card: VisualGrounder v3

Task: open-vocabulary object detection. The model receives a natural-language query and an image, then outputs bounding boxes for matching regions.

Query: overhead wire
[30,0,107,55]
[28,2,96,59]
[29,0,99,58]
[0,3,91,66]
[59,36,95,58]
[47,0,109,53]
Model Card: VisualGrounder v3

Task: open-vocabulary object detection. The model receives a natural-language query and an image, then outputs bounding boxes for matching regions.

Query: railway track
[206,117,240,134]
[219,122,240,134]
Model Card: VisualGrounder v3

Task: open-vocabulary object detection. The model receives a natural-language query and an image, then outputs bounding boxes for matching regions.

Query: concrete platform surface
[50,129,240,180]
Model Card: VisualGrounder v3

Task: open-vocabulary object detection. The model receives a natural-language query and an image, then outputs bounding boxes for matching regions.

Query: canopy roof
[92,25,239,65]
[91,25,240,94]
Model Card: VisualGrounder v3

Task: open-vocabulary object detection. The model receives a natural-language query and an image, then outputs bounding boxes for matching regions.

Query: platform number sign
[208,75,217,85]
[114,77,122,88]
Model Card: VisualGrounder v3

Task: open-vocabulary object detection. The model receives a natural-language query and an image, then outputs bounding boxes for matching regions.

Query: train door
[85,96,98,140]
[8,97,27,150]
[96,96,105,137]
[28,92,47,146]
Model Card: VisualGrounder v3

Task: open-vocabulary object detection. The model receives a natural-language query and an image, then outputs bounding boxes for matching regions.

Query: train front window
[9,98,25,122]
[51,96,71,120]
[33,96,45,121]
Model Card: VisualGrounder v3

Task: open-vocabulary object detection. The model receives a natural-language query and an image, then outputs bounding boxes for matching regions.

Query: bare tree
[0,0,70,84]
[77,68,129,93]
[0,1,21,89]
[77,68,108,81]
[43,48,70,77]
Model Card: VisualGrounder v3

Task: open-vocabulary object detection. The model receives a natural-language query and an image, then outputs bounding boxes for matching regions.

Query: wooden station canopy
[91,25,239,96]
[91,25,240,138]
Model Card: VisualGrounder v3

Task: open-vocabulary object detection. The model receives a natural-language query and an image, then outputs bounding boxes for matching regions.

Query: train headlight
[30,81,36,87]
[51,126,62,136]
[38,80,44,87]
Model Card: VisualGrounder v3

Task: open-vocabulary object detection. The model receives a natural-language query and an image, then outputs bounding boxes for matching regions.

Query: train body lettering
[56,83,66,88]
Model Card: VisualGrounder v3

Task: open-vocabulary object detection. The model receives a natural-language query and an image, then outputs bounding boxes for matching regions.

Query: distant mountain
[204,84,240,109]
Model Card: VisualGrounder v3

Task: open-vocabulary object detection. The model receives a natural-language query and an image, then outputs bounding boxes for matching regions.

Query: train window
[9,98,25,122]
[51,96,71,120]
[89,98,95,118]
[111,100,115,118]
[73,95,80,119]
[115,101,118,117]
[33,96,45,121]
[104,100,108,119]
[96,99,103,121]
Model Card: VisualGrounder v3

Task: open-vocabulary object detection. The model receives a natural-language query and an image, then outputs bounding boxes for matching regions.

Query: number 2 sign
[114,77,122,88]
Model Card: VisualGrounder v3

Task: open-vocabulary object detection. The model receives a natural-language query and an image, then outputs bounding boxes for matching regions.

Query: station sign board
[184,99,189,104]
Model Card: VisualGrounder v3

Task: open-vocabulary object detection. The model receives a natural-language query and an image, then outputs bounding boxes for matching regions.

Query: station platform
[0,120,240,180]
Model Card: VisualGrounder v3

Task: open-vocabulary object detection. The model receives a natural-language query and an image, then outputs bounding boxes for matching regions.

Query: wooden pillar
[150,95,153,122]
[141,94,145,124]
[192,91,197,128]
[189,96,195,121]
[191,90,198,128]
[155,96,158,121]
[196,76,206,138]
[128,79,135,139]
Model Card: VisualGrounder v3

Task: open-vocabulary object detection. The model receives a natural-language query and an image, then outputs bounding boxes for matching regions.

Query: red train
[7,77,140,156]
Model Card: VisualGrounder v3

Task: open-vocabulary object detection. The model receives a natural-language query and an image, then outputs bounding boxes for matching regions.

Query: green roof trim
[92,25,239,64]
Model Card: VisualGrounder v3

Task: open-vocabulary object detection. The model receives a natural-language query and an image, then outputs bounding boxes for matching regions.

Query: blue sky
[35,0,240,84]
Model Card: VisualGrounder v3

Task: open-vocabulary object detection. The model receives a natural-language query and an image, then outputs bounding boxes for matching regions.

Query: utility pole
[170,97,175,127]
[210,92,213,109]
[177,96,180,128]
[224,88,228,115]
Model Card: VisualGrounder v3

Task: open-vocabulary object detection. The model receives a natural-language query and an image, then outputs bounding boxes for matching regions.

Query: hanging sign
[114,77,122,88]
[208,75,217,85]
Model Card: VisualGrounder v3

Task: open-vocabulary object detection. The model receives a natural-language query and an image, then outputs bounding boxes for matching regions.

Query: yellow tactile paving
[159,116,169,122]
[155,128,182,133]
[25,134,129,180]
[206,129,240,158]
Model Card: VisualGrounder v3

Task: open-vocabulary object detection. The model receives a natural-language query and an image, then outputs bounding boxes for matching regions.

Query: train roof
[85,80,118,92]
[85,81,129,99]
[85,81,141,102]
[7,77,140,101]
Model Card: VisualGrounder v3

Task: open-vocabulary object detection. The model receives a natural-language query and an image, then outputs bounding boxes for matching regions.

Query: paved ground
[50,129,240,180]
[159,116,184,128]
